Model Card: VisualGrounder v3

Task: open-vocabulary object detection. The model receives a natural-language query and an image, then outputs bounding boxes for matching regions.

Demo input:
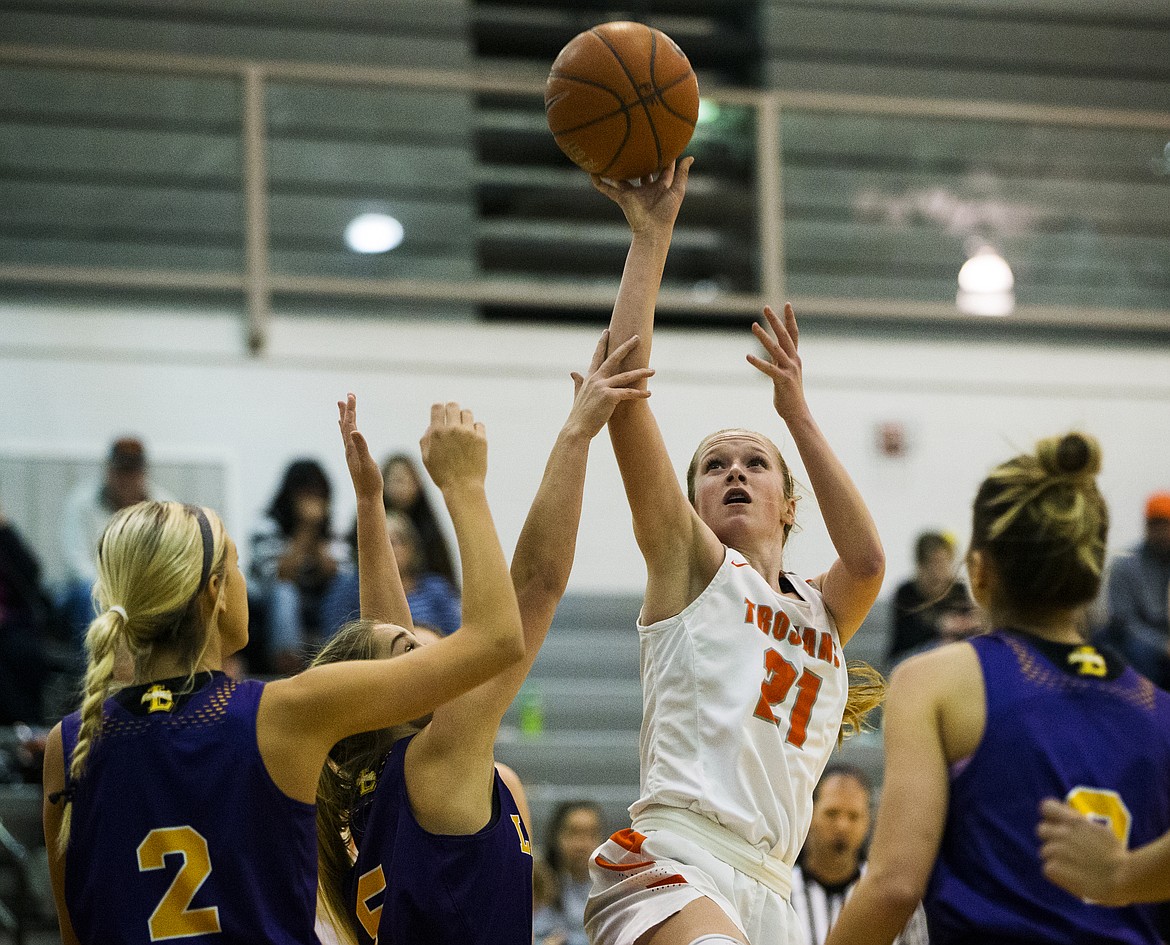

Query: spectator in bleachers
[250,458,348,674]
[0,503,68,724]
[536,800,604,945]
[380,452,458,586]
[888,531,972,664]
[59,436,171,641]
[1100,491,1170,689]
[792,765,927,945]
[324,510,461,637]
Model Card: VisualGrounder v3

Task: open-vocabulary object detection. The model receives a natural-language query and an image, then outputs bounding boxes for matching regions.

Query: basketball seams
[545,21,698,179]
[548,68,695,137]
[655,70,699,128]
[590,24,662,172]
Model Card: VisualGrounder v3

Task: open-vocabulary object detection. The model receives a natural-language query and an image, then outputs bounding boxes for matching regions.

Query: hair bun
[1039,432,1100,478]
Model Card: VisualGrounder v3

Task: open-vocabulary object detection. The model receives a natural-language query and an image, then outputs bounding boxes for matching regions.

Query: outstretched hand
[566,330,654,438]
[337,393,383,501]
[420,402,488,491]
[747,303,809,422]
[591,156,693,238]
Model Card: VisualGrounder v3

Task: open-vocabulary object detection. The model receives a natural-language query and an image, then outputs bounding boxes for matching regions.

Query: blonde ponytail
[52,502,227,853]
[839,660,887,745]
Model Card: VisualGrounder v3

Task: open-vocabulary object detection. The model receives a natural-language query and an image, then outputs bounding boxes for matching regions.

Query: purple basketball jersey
[61,673,319,944]
[346,735,534,944]
[925,631,1170,944]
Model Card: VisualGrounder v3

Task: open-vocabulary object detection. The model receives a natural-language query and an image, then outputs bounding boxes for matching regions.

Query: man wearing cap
[1103,492,1170,689]
[59,437,172,642]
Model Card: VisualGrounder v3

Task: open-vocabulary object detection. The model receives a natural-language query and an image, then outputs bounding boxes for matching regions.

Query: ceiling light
[344,213,404,254]
[957,246,1014,317]
[958,247,1013,293]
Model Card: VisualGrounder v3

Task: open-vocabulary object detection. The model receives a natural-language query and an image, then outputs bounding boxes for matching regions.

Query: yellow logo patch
[1068,645,1107,677]
[141,685,175,713]
[357,768,378,796]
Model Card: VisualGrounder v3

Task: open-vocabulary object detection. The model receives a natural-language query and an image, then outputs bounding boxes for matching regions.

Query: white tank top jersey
[630,547,848,866]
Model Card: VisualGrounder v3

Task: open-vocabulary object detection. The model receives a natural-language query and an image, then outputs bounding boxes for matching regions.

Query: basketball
[545,21,699,181]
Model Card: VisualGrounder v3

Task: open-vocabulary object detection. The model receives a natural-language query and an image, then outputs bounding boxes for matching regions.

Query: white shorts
[585,826,801,945]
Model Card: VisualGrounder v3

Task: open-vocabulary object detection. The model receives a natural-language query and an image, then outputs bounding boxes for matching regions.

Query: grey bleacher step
[504,677,643,731]
[549,594,642,631]
[495,730,640,786]
[531,629,642,679]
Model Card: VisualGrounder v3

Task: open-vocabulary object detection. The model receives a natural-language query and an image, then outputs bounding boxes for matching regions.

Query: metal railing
[1,42,1168,351]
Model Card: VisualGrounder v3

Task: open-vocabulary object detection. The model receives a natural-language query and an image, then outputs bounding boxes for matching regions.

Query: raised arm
[405,331,654,835]
[748,303,885,643]
[337,393,412,629]
[257,402,524,804]
[592,159,723,619]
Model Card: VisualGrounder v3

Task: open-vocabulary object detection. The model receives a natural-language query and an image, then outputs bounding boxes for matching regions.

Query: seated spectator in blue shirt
[324,510,461,637]
[251,459,348,674]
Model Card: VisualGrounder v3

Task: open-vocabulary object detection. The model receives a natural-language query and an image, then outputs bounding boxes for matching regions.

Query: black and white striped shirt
[791,862,929,945]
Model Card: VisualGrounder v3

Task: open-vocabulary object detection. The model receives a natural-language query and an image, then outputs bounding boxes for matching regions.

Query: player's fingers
[785,302,800,349]
[607,368,655,388]
[751,321,787,362]
[600,333,641,372]
[588,330,610,374]
[1039,800,1081,826]
[430,402,446,428]
[747,353,784,380]
[674,155,694,191]
[613,388,652,401]
[658,160,676,189]
[460,407,475,429]
[761,306,797,360]
[473,421,486,439]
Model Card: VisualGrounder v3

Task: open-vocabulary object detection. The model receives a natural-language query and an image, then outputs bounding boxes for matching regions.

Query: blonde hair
[971,432,1107,616]
[311,620,404,944]
[57,501,227,852]
[839,660,887,745]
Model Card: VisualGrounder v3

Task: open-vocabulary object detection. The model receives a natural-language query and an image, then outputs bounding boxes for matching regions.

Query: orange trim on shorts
[646,874,689,889]
[611,828,648,854]
[595,854,654,872]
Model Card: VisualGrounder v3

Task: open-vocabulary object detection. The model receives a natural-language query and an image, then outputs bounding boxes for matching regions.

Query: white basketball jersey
[630,547,848,865]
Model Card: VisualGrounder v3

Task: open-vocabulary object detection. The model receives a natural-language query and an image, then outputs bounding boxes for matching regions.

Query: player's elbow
[868,862,929,912]
[849,544,885,582]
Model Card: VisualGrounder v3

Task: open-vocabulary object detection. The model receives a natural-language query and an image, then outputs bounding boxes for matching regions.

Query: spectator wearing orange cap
[1101,491,1170,689]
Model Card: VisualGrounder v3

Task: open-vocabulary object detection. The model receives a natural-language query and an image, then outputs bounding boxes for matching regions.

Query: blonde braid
[57,608,123,852]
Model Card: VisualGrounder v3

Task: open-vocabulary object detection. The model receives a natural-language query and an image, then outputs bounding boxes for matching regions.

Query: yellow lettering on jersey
[137,826,221,941]
[356,864,386,942]
[141,685,175,714]
[1068,646,1107,677]
[1066,787,1132,843]
[511,814,533,856]
[357,768,378,796]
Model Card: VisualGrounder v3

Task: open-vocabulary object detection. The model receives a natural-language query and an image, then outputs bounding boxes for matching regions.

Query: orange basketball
[545,21,699,181]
